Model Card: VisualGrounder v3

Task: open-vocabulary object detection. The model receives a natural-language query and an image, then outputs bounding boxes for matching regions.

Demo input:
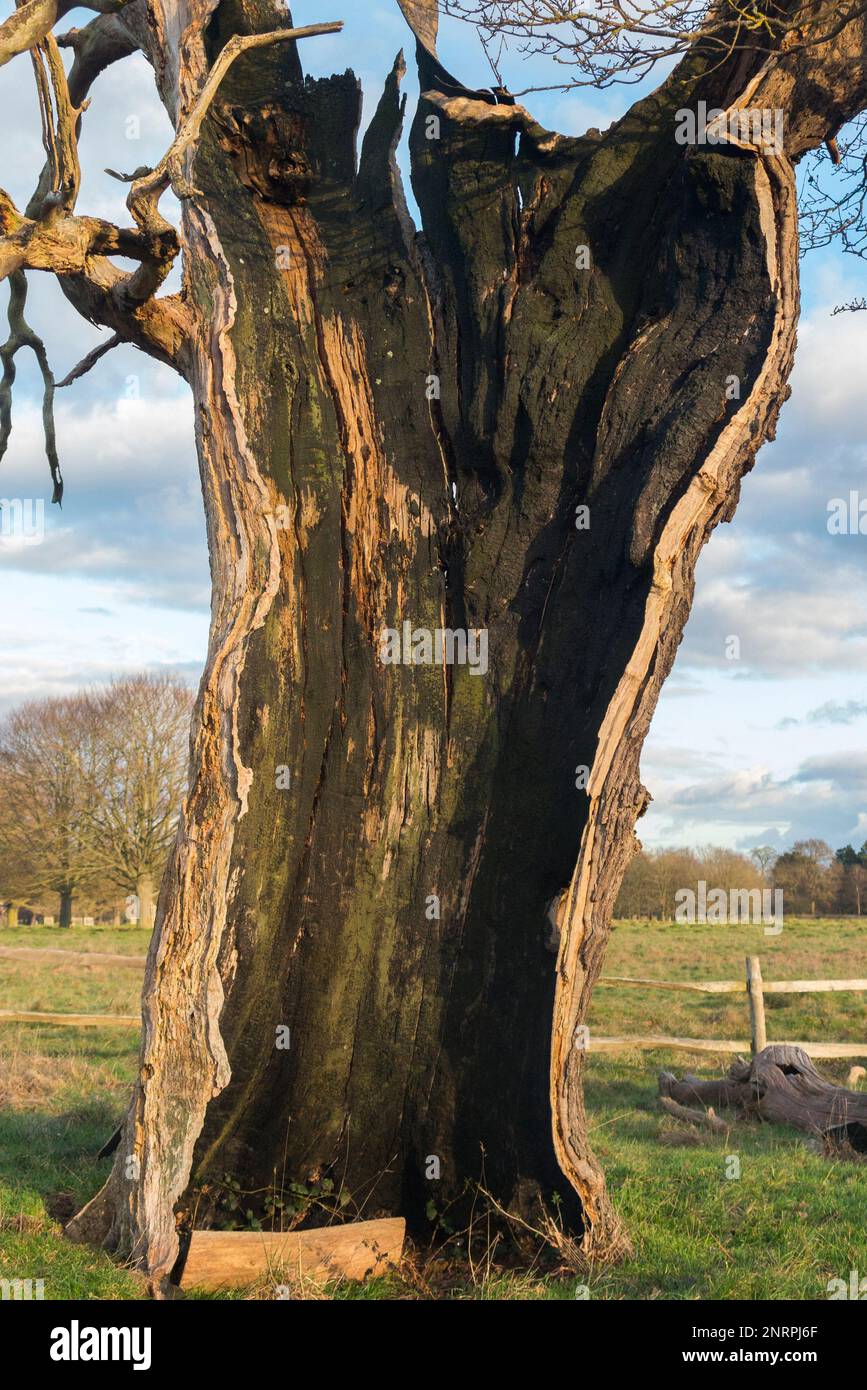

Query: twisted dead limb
[0,271,61,499]
[658,1093,729,1133]
[659,1045,867,1149]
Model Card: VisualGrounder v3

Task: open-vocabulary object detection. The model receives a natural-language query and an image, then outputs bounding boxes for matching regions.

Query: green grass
[590,916,867,1044]
[585,1054,867,1299]
[6,924,151,955]
[1,919,866,1299]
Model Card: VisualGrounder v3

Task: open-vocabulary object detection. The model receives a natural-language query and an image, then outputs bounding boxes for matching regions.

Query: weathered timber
[659,1095,728,1133]
[0,1010,140,1027]
[746,955,767,1055]
[598,975,746,994]
[0,946,147,967]
[660,1046,867,1149]
[180,1218,406,1289]
[593,1037,867,1058]
[599,975,867,995]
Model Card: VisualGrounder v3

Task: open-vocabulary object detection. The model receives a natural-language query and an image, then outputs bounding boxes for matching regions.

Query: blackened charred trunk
[66,0,867,1290]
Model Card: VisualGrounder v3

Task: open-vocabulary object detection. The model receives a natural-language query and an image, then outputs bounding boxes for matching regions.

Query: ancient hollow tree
[2,0,866,1291]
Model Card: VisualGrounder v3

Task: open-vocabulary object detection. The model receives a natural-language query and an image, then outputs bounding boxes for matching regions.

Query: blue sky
[1,0,866,854]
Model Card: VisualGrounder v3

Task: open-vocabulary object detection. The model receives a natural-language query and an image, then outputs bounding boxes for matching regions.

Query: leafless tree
[750,844,778,882]
[80,674,192,930]
[443,0,867,91]
[0,694,97,926]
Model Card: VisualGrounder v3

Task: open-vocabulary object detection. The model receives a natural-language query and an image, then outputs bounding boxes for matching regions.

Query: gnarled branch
[0,0,133,69]
[0,271,61,503]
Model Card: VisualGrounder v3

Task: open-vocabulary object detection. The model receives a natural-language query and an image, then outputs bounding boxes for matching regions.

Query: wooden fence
[591,954,867,1058]
[1,949,866,1056]
[0,945,144,1028]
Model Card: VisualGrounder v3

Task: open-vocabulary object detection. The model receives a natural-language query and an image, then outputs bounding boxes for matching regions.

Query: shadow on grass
[0,1099,121,1213]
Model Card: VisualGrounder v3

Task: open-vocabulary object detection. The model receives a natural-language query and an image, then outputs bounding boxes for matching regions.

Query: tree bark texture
[66,0,867,1290]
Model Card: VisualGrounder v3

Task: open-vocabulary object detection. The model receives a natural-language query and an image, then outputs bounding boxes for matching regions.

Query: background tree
[4,0,864,1291]
[0,695,97,927]
[615,845,762,918]
[835,842,867,913]
[792,838,837,915]
[81,675,192,931]
[750,845,777,883]
[773,839,837,915]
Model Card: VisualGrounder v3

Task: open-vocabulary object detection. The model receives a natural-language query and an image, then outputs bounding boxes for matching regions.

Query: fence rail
[598,974,867,995]
[0,946,147,967]
[0,1009,139,1027]
[2,953,866,1056]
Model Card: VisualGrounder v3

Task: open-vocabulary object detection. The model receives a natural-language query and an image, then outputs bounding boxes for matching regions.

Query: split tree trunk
[67,0,867,1290]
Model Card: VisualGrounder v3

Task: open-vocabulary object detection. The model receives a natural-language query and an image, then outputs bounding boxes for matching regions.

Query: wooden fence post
[746,955,767,1055]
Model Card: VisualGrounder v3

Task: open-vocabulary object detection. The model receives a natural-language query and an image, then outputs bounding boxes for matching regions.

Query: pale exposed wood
[589,1036,867,1059]
[550,89,802,1261]
[747,955,767,1055]
[591,1035,751,1055]
[0,1009,139,1026]
[180,1218,406,1290]
[599,974,745,994]
[762,979,867,994]
[0,946,146,967]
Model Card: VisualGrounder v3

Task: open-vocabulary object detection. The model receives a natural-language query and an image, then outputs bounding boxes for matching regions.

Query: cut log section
[659,1045,867,1150]
[180,1218,406,1291]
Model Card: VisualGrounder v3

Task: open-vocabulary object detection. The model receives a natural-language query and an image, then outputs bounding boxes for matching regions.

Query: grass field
[1,919,866,1300]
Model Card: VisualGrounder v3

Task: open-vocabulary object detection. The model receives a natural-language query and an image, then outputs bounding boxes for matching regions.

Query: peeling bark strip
[65,0,867,1288]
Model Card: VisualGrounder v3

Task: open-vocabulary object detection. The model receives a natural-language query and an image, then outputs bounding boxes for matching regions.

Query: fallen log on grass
[659,1045,867,1151]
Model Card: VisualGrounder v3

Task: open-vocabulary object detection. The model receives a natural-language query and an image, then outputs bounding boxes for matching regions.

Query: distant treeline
[615,840,867,919]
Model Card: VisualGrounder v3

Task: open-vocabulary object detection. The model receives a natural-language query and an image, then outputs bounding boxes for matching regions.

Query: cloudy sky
[2,0,866,855]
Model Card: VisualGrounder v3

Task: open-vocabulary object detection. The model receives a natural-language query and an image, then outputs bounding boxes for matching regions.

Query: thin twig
[56,332,122,387]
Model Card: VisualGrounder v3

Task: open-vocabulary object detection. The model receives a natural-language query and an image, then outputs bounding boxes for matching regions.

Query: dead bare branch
[0,271,62,503]
[56,331,122,388]
[0,0,132,69]
[26,33,85,219]
[56,12,141,106]
[0,0,71,69]
[659,1087,730,1133]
